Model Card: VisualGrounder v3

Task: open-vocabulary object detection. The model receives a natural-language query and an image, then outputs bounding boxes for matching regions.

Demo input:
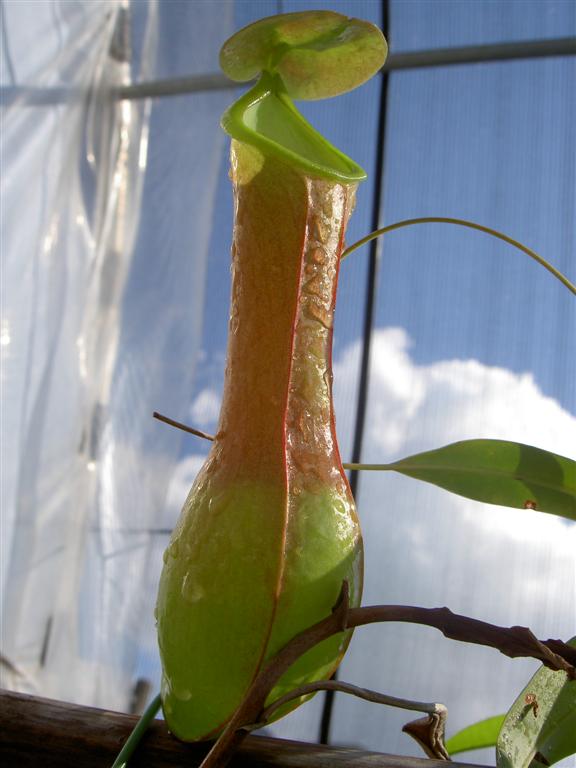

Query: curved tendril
[259,678,444,725]
[111,693,161,768]
[342,217,576,296]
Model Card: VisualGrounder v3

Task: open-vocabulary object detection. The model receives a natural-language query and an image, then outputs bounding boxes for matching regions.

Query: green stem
[342,216,576,295]
[110,693,161,768]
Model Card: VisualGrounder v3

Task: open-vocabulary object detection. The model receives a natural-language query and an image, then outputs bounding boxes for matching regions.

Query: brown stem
[346,605,576,675]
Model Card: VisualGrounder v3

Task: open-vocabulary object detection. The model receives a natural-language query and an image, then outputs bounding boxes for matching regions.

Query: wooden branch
[0,689,489,768]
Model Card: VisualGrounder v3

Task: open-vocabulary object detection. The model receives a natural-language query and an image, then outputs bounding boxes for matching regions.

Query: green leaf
[345,440,576,521]
[446,714,505,756]
[497,637,576,768]
[220,10,387,100]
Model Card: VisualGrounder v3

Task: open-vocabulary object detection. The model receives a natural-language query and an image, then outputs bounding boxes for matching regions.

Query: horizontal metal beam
[1,37,574,107]
[0,73,233,107]
[115,71,233,99]
[386,35,576,71]
[115,35,576,100]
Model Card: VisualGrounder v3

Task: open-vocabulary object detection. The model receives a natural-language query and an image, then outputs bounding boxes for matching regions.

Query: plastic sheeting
[1,0,154,708]
[0,0,234,710]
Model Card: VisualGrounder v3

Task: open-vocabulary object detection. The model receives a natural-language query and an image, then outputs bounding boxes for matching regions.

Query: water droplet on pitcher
[181,571,205,604]
[208,491,229,516]
[161,674,173,712]
[174,685,192,702]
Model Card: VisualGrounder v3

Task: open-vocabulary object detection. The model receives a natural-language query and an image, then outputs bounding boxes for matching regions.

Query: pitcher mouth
[221,72,366,183]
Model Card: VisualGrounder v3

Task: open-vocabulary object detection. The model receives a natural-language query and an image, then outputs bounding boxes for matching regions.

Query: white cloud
[335,327,575,460]
[165,453,208,516]
[189,387,221,428]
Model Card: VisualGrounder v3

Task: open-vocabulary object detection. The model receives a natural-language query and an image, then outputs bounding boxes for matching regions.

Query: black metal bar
[318,0,391,744]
